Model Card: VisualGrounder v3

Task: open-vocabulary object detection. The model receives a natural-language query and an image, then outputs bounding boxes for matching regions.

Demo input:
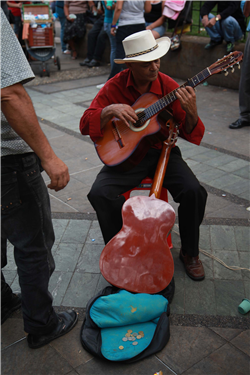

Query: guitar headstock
[208,51,243,76]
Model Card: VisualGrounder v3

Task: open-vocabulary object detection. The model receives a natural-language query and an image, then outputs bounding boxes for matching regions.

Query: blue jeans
[1,153,58,335]
[104,22,116,71]
[56,5,67,51]
[204,13,243,43]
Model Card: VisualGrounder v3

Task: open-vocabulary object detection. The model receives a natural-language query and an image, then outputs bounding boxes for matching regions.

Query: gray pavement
[1,35,250,375]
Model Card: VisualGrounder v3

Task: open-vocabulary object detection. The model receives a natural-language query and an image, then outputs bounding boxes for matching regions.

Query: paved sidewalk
[1,40,250,374]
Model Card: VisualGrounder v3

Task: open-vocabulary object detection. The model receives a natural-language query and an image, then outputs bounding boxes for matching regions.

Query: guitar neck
[141,67,211,122]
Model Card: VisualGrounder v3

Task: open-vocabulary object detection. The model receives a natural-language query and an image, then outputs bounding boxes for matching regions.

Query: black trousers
[87,15,107,61]
[88,147,207,257]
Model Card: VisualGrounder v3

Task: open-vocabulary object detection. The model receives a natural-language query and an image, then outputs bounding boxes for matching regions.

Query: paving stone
[76,243,104,273]
[62,272,100,308]
[2,270,17,285]
[239,252,250,280]
[1,318,25,349]
[210,173,245,191]
[190,149,221,162]
[75,355,174,375]
[213,249,242,280]
[170,277,185,314]
[203,153,236,168]
[198,168,227,184]
[209,327,243,341]
[234,227,250,251]
[1,339,73,375]
[218,159,249,173]
[182,343,249,375]
[58,188,96,213]
[190,162,213,176]
[230,330,250,357]
[95,274,112,294]
[49,194,79,213]
[171,248,186,279]
[199,225,211,251]
[53,243,83,272]
[214,280,245,316]
[223,179,249,196]
[185,278,216,315]
[204,192,230,217]
[157,326,226,374]
[52,219,69,243]
[50,320,93,368]
[86,220,104,245]
[206,202,249,219]
[8,274,20,293]
[233,165,250,178]
[49,271,73,306]
[210,225,237,251]
[199,252,214,279]
[49,177,87,199]
[61,219,91,244]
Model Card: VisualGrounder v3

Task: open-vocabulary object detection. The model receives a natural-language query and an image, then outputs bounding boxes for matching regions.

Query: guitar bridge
[112,120,124,148]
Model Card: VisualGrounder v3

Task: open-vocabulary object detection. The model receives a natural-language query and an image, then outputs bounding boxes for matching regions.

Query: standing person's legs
[1,153,78,347]
[86,16,104,61]
[56,6,67,52]
[92,27,108,63]
[239,32,250,123]
[104,22,116,71]
[108,23,146,79]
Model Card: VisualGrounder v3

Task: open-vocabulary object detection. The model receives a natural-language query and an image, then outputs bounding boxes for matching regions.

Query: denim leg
[239,32,250,122]
[221,16,243,43]
[93,27,108,61]
[204,13,223,42]
[87,16,104,60]
[1,153,58,335]
[104,23,116,71]
[56,6,67,51]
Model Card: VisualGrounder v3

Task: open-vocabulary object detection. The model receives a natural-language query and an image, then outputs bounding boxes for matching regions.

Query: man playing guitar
[80,30,207,281]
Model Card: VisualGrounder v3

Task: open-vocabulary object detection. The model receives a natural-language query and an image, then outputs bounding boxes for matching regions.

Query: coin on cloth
[119,346,124,350]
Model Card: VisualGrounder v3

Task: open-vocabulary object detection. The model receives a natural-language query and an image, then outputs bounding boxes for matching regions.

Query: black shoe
[79,57,91,66]
[204,39,223,50]
[27,310,78,349]
[229,118,250,129]
[1,292,22,325]
[86,59,100,67]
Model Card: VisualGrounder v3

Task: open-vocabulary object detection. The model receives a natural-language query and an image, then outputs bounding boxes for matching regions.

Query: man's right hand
[101,104,138,129]
[41,156,70,192]
[201,15,209,28]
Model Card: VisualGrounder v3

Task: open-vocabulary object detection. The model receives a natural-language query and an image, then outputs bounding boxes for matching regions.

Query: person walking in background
[145,0,167,39]
[229,0,250,129]
[7,1,22,39]
[200,1,246,53]
[109,0,152,79]
[56,1,68,54]
[1,9,78,348]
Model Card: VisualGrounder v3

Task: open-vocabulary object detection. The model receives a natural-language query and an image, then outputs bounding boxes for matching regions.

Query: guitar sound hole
[134,120,143,128]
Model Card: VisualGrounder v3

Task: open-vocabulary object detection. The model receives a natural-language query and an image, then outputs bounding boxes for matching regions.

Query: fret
[141,67,212,121]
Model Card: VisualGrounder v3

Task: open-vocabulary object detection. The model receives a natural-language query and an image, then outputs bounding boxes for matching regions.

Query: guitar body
[95,93,170,171]
[99,194,175,294]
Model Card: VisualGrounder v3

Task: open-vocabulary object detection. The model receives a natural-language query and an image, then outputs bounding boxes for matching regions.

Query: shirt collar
[126,70,163,96]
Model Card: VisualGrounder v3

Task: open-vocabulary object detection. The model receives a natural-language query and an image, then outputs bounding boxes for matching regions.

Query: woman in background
[145,0,166,38]
[109,0,151,79]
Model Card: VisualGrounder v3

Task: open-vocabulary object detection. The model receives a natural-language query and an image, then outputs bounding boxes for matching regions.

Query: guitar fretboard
[138,67,211,123]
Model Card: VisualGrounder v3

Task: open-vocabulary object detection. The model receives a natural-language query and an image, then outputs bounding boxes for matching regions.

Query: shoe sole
[179,253,205,281]
[28,312,78,349]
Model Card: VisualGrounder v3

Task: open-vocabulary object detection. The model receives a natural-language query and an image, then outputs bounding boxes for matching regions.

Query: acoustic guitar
[99,114,179,294]
[95,51,243,171]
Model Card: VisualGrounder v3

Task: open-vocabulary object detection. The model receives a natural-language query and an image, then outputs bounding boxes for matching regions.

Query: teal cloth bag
[90,290,168,361]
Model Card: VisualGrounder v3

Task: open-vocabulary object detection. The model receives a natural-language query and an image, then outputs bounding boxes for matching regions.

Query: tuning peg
[224,70,229,76]
[231,67,235,73]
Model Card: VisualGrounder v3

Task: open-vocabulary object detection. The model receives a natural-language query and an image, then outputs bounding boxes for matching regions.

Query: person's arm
[7,2,22,8]
[63,1,74,22]
[144,0,152,13]
[200,1,217,28]
[244,1,250,17]
[110,0,123,35]
[146,1,165,30]
[1,83,70,191]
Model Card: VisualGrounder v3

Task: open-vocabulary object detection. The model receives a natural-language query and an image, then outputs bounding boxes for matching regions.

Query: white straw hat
[114,30,171,64]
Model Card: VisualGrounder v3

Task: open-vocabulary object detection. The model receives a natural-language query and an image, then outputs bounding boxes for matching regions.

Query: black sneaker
[79,57,91,66]
[204,39,223,50]
[1,292,22,325]
[27,310,78,349]
[86,59,100,67]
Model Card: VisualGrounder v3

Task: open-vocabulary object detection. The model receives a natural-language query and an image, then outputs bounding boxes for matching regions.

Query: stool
[122,177,173,249]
